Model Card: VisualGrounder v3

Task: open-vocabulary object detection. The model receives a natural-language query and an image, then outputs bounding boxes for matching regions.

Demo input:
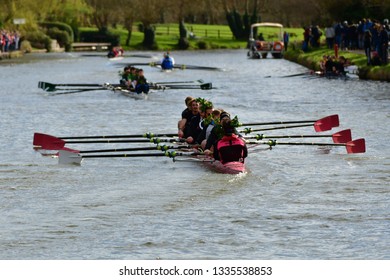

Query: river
[0,50,389,260]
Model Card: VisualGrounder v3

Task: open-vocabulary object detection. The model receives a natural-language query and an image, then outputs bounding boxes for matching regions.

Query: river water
[0,50,389,260]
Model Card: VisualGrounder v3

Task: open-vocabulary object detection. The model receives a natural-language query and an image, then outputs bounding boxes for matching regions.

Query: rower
[134,69,150,94]
[178,96,198,138]
[161,52,175,70]
[185,98,213,144]
[203,111,242,156]
[197,109,221,150]
[213,116,248,164]
[119,66,131,86]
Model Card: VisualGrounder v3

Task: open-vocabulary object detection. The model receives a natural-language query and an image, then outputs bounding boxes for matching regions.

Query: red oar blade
[33,133,66,150]
[332,129,352,143]
[346,138,366,154]
[329,114,340,127]
[313,114,339,132]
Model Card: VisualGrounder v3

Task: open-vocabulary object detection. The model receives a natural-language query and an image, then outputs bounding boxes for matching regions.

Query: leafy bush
[40,22,74,42]
[47,27,72,51]
[20,40,32,53]
[196,41,208,49]
[79,29,120,47]
[178,37,190,49]
[24,30,52,51]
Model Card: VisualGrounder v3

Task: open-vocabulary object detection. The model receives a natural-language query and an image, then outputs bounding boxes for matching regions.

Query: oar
[173,64,224,71]
[163,83,213,90]
[38,81,104,92]
[240,115,339,133]
[244,129,352,143]
[58,149,202,165]
[241,115,339,127]
[247,138,366,154]
[49,88,110,95]
[114,62,223,71]
[61,144,191,154]
[81,54,155,58]
[115,62,160,67]
[33,133,184,150]
[265,72,313,78]
[152,79,204,85]
[33,132,178,147]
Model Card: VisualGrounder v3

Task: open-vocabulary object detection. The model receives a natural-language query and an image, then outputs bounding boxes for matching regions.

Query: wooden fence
[155,26,234,39]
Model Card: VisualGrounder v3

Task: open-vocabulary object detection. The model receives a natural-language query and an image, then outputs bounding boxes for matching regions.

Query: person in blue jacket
[160,52,175,70]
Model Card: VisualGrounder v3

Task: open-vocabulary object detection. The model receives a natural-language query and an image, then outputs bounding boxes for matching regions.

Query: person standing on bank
[283,31,289,51]
[363,30,372,65]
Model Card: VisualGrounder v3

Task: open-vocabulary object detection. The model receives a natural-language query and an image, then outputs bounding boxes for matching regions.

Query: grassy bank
[82,25,305,51]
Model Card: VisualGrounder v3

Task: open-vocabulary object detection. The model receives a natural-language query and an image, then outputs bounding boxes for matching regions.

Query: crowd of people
[177,97,247,164]
[1,30,21,53]
[303,18,389,66]
[119,66,149,94]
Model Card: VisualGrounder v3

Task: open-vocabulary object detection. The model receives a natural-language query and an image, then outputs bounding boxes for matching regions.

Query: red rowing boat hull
[203,160,246,174]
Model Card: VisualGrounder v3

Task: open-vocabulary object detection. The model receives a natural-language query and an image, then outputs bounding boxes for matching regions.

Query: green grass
[80,24,305,51]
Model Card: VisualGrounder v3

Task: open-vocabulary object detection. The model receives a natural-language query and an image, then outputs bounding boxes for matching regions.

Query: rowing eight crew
[178,97,248,164]
[319,55,352,77]
[120,66,150,94]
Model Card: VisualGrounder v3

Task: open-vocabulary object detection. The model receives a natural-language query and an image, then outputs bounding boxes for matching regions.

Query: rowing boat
[202,159,246,174]
[111,86,149,100]
[173,152,246,174]
[33,114,365,175]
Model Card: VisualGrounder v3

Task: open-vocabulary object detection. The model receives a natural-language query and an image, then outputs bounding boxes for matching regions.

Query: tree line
[1,0,389,49]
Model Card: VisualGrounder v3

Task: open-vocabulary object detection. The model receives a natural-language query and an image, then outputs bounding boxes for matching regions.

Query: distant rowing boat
[110,85,149,100]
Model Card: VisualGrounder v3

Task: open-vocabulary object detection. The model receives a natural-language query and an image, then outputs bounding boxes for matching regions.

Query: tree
[223,0,259,40]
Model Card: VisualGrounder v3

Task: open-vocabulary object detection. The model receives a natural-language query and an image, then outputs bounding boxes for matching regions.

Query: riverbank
[0,51,24,60]
[283,44,390,82]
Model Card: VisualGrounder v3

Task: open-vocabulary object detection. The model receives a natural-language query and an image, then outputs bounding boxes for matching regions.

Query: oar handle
[63,137,184,144]
[246,138,366,154]
[241,120,316,126]
[60,132,177,140]
[246,134,332,140]
[240,123,313,134]
[79,150,201,159]
[78,144,191,154]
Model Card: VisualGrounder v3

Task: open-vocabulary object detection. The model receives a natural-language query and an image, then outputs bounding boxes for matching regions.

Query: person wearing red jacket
[213,114,248,164]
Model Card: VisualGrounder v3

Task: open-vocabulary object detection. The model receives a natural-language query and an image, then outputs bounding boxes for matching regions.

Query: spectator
[325,24,335,49]
[379,24,389,65]
[364,30,372,65]
[311,25,322,47]
[283,31,289,51]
